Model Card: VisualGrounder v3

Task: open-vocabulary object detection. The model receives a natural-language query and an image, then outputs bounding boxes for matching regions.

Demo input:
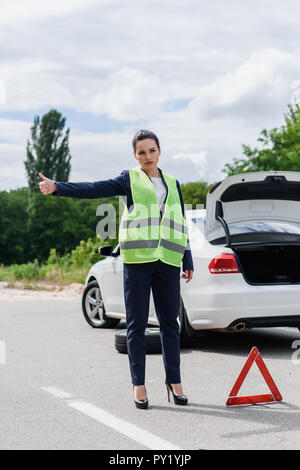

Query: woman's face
[134,138,160,173]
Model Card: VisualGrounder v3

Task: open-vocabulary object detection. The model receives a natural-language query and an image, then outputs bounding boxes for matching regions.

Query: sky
[1,0,300,191]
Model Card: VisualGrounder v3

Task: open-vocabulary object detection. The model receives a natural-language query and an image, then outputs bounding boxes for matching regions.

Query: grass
[0,238,112,290]
[0,265,88,289]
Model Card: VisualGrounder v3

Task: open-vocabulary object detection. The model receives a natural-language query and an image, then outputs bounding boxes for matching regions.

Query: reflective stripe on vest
[120,217,161,229]
[120,240,159,249]
[118,169,188,267]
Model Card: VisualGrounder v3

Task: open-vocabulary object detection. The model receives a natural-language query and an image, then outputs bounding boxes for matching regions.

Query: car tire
[82,280,120,328]
[179,298,191,347]
[115,328,162,354]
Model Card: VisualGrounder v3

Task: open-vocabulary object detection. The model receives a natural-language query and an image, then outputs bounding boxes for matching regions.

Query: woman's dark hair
[132,130,160,152]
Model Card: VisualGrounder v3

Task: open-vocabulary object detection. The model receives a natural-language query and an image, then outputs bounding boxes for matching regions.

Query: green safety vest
[119,169,188,267]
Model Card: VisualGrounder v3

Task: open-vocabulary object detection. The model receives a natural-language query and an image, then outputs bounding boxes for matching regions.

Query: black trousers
[123,259,181,386]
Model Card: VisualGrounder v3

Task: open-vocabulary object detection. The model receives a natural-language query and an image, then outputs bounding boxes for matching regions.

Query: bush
[0,236,118,287]
[9,258,41,280]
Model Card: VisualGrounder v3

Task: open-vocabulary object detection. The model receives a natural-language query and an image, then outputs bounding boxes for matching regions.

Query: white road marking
[42,386,181,450]
[0,340,6,365]
[42,386,73,399]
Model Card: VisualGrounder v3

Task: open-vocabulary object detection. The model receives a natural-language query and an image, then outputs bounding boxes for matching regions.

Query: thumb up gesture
[39,172,57,195]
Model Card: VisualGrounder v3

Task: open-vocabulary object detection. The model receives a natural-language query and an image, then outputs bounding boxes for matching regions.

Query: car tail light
[208,253,239,274]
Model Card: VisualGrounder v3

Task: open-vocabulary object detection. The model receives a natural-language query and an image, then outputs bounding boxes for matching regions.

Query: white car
[82,170,300,342]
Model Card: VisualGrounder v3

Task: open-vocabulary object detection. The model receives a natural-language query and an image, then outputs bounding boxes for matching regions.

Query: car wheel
[115,328,162,354]
[178,298,191,347]
[82,280,120,328]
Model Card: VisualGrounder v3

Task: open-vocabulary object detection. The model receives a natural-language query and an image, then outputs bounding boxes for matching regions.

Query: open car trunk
[232,244,300,285]
[205,172,300,285]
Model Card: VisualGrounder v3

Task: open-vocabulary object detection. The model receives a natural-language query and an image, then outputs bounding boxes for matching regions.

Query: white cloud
[1,1,300,192]
[68,128,134,180]
[291,80,300,106]
[1,60,74,111]
[188,48,300,119]
[0,148,28,191]
[0,0,108,26]
[172,152,208,179]
[172,151,207,167]
[0,118,32,190]
[0,80,6,105]
[0,118,31,143]
[88,67,167,122]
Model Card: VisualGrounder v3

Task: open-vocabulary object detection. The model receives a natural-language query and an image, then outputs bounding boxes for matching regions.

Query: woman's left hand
[181,270,193,283]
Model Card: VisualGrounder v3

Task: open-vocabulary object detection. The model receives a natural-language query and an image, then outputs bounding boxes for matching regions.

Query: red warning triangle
[226,347,282,406]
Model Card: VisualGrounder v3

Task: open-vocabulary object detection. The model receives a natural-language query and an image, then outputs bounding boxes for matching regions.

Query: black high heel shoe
[166,382,188,405]
[133,385,149,409]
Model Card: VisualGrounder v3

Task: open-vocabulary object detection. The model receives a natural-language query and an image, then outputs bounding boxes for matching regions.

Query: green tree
[24,109,71,196]
[223,104,300,175]
[0,186,120,265]
[0,188,30,265]
[180,181,212,208]
[26,192,120,263]
[27,192,84,262]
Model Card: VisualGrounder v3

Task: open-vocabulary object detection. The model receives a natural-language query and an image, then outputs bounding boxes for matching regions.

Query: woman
[39,129,194,409]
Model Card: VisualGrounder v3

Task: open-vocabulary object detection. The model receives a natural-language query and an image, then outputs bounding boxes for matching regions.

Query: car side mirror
[99,245,114,257]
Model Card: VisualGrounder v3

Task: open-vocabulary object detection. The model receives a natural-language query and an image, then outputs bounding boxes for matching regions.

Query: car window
[228,221,300,234]
[190,217,206,234]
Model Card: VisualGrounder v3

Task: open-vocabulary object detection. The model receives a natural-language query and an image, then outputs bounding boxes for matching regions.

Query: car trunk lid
[205,171,300,246]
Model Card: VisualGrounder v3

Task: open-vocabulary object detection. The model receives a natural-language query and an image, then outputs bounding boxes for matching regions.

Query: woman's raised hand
[38,172,57,195]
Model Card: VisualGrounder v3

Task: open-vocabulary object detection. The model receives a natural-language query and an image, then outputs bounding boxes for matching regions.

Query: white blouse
[150,176,167,210]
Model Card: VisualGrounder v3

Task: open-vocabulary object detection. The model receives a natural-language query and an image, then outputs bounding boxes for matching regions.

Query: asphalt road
[1,296,300,450]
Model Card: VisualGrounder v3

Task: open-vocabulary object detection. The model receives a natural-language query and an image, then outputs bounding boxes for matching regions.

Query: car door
[97,244,126,318]
[98,244,161,325]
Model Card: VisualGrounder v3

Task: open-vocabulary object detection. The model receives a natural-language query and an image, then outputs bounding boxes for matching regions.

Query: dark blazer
[51,167,194,271]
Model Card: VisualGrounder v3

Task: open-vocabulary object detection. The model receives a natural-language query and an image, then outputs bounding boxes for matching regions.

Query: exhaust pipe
[232,322,247,332]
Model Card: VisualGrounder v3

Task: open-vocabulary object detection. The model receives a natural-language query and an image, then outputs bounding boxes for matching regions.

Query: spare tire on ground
[115,328,162,354]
